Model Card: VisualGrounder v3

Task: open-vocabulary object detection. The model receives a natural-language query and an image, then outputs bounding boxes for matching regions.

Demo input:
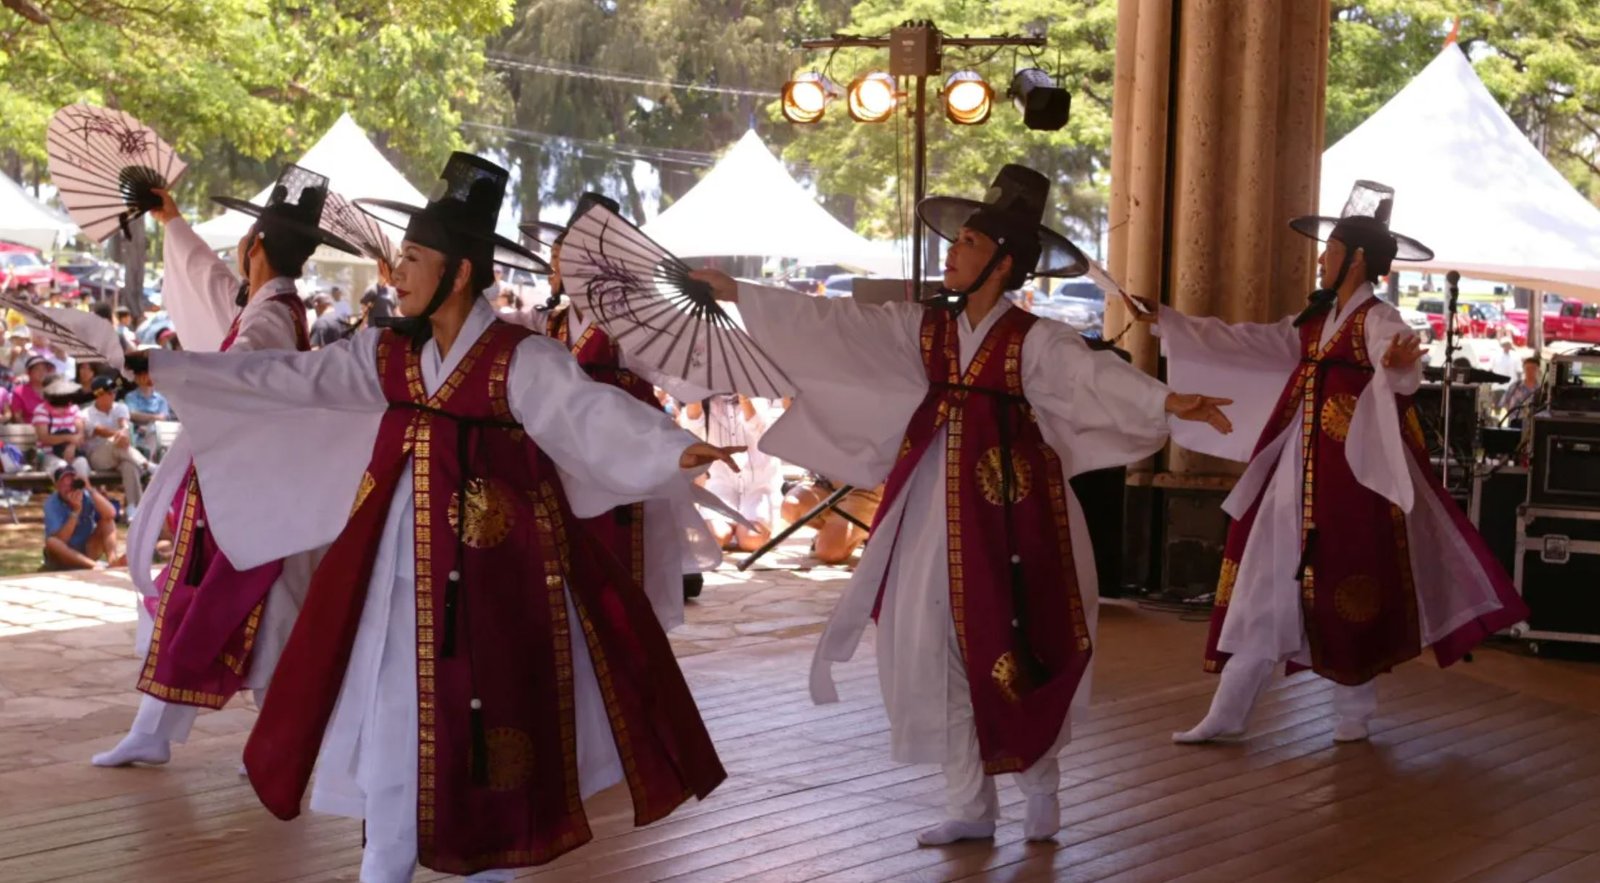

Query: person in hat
[1135,180,1529,744]
[91,166,360,770]
[6,324,36,378]
[42,461,120,570]
[11,353,54,424]
[691,163,1234,846]
[520,193,721,622]
[83,373,149,516]
[34,376,88,473]
[119,152,738,881]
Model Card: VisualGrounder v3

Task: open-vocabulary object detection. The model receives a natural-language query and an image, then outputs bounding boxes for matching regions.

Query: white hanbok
[735,281,1173,819]
[122,216,324,745]
[145,298,707,880]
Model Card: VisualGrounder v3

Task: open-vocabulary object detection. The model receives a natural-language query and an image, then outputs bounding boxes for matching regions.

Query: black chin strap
[922,246,1012,313]
[372,255,463,346]
[1293,249,1356,327]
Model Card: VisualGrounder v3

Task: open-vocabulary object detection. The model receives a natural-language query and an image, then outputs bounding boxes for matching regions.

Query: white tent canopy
[640,130,903,276]
[193,113,424,249]
[0,170,78,252]
[1320,46,1600,301]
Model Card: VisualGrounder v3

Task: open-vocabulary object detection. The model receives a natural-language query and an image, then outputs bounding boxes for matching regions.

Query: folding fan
[46,104,187,242]
[0,294,124,364]
[557,205,796,400]
[322,191,396,267]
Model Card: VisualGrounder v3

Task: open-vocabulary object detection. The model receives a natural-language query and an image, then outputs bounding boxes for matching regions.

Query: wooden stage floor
[2,561,1600,883]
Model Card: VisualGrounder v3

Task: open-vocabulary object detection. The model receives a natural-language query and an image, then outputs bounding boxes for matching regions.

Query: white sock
[1173,655,1275,744]
[916,818,995,846]
[1023,794,1061,841]
[91,732,171,767]
[1332,719,1370,742]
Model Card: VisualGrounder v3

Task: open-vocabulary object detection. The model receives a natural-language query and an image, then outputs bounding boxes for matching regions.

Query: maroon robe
[868,307,1092,775]
[139,291,310,708]
[1204,299,1529,684]
[242,320,724,874]
[548,306,654,593]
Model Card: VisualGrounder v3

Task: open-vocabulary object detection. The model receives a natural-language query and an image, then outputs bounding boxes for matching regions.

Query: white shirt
[83,401,129,453]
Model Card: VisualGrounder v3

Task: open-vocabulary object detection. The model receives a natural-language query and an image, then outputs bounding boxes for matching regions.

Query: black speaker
[1070,466,1125,596]
[1413,382,1480,462]
[1472,467,1527,577]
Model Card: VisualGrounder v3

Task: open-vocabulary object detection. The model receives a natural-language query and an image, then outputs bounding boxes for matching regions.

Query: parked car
[0,241,57,290]
[1397,306,1433,343]
[1028,279,1106,332]
[1505,295,1600,344]
[822,274,863,298]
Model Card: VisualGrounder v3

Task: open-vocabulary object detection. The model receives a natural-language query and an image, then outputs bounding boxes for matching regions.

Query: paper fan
[46,104,186,242]
[0,294,123,363]
[322,191,396,266]
[558,206,796,400]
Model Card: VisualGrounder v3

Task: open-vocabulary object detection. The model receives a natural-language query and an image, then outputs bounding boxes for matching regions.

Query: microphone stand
[1440,270,1462,486]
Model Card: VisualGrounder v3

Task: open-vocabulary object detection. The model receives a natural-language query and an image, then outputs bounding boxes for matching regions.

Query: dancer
[125,153,734,880]
[693,164,1232,846]
[93,166,357,768]
[1143,180,1530,744]
[523,193,720,621]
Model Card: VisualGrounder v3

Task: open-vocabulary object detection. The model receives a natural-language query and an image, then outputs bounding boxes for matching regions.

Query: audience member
[308,292,344,348]
[123,356,173,458]
[34,377,88,473]
[83,375,148,519]
[12,356,53,424]
[42,463,121,571]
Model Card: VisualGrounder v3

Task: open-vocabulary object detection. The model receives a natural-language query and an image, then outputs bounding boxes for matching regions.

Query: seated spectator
[123,356,173,458]
[679,394,783,553]
[307,292,345,348]
[5,326,33,377]
[12,355,53,424]
[42,463,121,571]
[34,377,88,474]
[155,327,180,350]
[781,478,883,565]
[84,375,148,520]
[32,330,73,379]
[75,360,106,389]
[114,306,138,353]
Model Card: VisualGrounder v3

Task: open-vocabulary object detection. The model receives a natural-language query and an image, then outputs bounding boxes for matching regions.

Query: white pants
[941,628,1061,821]
[89,442,147,509]
[1210,654,1379,733]
[129,686,269,743]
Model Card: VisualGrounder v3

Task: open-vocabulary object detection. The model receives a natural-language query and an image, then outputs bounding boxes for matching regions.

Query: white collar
[428,297,498,382]
[958,297,1015,336]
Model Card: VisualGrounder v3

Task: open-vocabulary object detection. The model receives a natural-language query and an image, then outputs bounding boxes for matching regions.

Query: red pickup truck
[1505,295,1600,344]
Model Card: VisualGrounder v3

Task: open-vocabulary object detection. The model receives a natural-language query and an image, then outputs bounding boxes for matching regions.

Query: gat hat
[357,152,548,274]
[1289,180,1433,276]
[916,164,1090,283]
[212,164,361,256]
[519,192,623,257]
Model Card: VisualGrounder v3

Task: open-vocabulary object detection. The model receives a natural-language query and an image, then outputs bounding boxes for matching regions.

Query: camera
[70,477,86,491]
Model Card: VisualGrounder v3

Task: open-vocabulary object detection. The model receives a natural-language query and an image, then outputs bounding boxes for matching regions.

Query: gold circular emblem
[1320,393,1359,443]
[1333,574,1382,624]
[350,470,377,516]
[991,651,1023,704]
[483,727,535,791]
[448,478,517,549]
[975,446,1032,506]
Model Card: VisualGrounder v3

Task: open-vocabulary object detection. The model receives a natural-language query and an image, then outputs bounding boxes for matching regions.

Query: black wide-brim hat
[357,152,549,274]
[915,164,1090,278]
[519,191,622,257]
[212,164,360,256]
[1289,179,1433,261]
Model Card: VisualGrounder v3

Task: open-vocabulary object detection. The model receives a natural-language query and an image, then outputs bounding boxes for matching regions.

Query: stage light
[942,70,993,125]
[1009,68,1071,131]
[781,72,838,124]
[847,71,898,122]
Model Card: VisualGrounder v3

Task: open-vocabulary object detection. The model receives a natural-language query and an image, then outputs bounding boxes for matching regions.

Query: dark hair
[114,306,132,318]
[1523,356,1541,367]
[254,222,318,279]
[91,303,113,321]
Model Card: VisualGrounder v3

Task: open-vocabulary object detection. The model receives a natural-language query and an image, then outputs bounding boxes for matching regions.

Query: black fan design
[46,104,186,242]
[558,206,796,400]
[322,191,396,266]
[0,294,122,363]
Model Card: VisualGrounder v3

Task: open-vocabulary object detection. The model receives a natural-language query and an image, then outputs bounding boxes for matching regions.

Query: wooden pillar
[1106,0,1330,592]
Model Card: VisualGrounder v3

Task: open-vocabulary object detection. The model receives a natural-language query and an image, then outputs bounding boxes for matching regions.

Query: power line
[487,55,782,100]
[462,121,719,168]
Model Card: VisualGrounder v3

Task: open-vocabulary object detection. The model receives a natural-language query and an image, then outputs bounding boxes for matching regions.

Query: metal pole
[911,74,928,295]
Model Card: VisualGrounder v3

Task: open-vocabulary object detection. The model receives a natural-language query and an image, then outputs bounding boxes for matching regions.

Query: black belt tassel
[469,698,488,786]
[1295,527,1319,582]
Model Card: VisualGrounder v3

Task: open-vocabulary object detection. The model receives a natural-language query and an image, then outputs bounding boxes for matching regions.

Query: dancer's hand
[150,189,179,225]
[1165,393,1234,434]
[689,269,738,303]
[1383,333,1423,369]
[681,442,744,471]
[1122,292,1159,322]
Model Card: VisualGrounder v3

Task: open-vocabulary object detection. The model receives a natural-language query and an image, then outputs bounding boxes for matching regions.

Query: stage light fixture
[941,70,993,125]
[1009,68,1071,131]
[781,72,839,124]
[847,71,899,122]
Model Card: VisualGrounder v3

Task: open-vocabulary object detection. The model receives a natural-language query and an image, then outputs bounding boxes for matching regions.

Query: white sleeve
[1022,321,1173,476]
[507,334,701,518]
[149,327,386,414]
[1346,304,1424,511]
[227,296,302,354]
[1157,307,1302,461]
[162,217,243,353]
